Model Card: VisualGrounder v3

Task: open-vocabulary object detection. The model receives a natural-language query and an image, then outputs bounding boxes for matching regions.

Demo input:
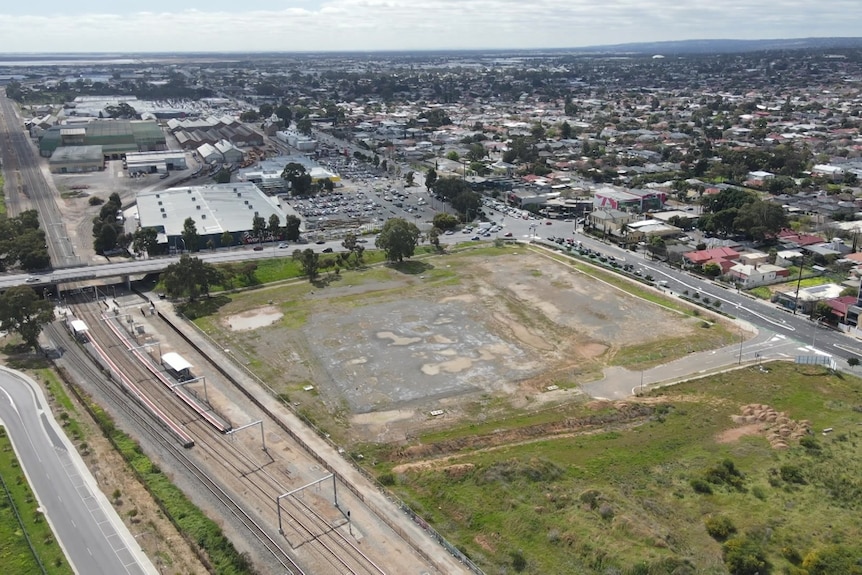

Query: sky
[1,1,861,53]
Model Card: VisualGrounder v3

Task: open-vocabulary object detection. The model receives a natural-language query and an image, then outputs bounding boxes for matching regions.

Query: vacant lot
[196,246,734,444]
[374,363,862,575]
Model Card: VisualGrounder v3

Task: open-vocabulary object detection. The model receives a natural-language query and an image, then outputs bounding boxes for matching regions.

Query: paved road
[0,88,80,268]
[0,366,156,575]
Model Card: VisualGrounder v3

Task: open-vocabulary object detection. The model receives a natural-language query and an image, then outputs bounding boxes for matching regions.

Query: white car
[25,276,40,283]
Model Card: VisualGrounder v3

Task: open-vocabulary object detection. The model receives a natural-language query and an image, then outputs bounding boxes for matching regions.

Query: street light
[792,254,805,315]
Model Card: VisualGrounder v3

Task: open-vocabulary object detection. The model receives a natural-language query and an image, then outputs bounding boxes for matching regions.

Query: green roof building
[39,119,166,158]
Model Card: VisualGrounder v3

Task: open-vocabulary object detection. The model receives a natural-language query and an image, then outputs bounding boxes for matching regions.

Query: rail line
[67,297,389,574]
[47,321,306,575]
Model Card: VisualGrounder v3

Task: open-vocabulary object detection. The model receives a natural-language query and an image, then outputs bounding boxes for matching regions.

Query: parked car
[322,247,333,253]
[253,245,263,251]
[504,232,513,237]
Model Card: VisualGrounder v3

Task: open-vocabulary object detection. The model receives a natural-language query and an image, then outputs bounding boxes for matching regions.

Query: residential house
[727,263,789,288]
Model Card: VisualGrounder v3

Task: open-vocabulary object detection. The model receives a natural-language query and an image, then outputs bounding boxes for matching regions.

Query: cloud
[0,1,860,52]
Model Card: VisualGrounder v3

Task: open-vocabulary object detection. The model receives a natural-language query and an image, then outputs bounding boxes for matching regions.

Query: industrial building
[136,182,299,250]
[124,150,188,175]
[48,145,104,173]
[276,129,317,151]
[167,116,263,150]
[39,119,166,159]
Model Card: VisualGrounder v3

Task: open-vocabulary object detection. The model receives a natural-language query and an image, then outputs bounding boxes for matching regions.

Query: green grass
[747,286,772,300]
[370,363,862,575]
[0,427,74,574]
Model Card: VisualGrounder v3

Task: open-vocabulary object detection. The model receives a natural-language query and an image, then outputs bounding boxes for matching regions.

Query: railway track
[47,320,305,574]
[61,295,388,575]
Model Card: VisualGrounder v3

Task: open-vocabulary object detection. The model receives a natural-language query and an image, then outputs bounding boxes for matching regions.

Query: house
[682,247,740,269]
[774,283,846,314]
[727,263,789,288]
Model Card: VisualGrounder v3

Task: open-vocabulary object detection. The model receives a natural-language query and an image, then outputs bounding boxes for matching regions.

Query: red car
[545,220,553,225]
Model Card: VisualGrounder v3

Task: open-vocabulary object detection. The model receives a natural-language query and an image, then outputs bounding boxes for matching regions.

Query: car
[322,247,333,253]
[444,230,454,235]
[504,232,513,237]
[277,242,289,249]
[545,220,553,225]
[253,245,264,251]
[25,276,40,283]
[315,240,326,244]
[471,236,481,241]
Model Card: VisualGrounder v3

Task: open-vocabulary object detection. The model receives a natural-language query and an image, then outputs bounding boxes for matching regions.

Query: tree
[405,171,415,187]
[268,214,281,242]
[341,233,365,264]
[292,248,320,281]
[559,121,572,139]
[450,191,482,221]
[161,255,221,301]
[181,218,199,252]
[848,357,860,367]
[446,150,459,162]
[0,286,53,351]
[283,215,302,242]
[281,162,313,196]
[432,212,459,230]
[296,118,313,136]
[703,262,722,277]
[220,231,234,248]
[213,168,231,184]
[132,227,158,256]
[732,200,788,241]
[425,168,438,191]
[376,218,421,263]
[251,214,266,243]
[428,227,442,250]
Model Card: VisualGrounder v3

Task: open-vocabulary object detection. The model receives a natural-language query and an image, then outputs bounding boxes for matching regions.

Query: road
[0,88,80,268]
[0,366,157,575]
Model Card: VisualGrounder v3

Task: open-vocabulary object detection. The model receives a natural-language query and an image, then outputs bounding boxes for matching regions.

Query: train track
[62,295,388,575]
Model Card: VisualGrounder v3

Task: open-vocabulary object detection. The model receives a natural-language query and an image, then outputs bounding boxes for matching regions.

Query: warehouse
[49,145,104,173]
[136,182,297,250]
[39,119,166,158]
[125,150,188,175]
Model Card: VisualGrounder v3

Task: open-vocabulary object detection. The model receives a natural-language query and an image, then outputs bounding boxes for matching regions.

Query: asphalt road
[0,89,80,268]
[0,366,156,575]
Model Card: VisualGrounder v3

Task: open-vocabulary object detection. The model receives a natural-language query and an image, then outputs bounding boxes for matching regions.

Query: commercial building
[238,155,339,194]
[593,187,666,212]
[136,182,297,250]
[276,129,317,152]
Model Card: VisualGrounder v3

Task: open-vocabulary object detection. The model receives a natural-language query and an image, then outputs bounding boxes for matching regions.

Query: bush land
[364,363,862,574]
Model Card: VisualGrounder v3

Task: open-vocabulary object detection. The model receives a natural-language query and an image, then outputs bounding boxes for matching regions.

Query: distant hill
[577,37,862,55]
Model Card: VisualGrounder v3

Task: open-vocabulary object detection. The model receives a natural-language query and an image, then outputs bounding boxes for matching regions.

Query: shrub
[705,515,737,541]
[511,550,527,572]
[378,472,396,486]
[88,196,104,206]
[690,478,713,494]
[751,485,767,501]
[848,357,860,367]
[799,435,820,452]
[779,465,806,485]
[723,536,770,575]
[704,459,745,491]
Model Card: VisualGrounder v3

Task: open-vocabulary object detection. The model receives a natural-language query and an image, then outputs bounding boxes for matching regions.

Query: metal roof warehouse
[136,182,293,248]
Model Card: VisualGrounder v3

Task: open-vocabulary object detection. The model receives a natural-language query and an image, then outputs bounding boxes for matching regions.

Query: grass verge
[0,427,74,574]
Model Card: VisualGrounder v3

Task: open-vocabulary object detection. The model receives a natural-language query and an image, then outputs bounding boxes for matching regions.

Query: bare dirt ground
[210,250,711,445]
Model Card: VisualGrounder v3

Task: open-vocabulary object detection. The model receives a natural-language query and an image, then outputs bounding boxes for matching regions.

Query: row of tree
[0,210,50,271]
